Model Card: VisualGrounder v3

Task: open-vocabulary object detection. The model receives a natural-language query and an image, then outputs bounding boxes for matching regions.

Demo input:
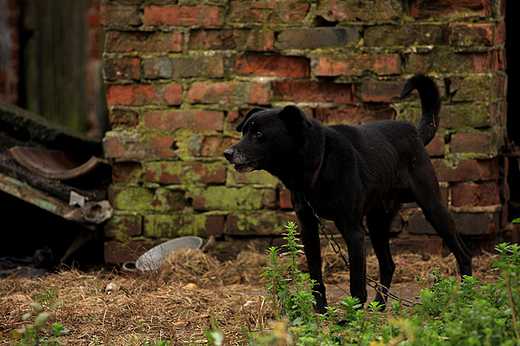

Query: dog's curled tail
[400,74,441,146]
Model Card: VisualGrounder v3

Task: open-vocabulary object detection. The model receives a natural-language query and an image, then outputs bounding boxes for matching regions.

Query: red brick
[315,55,400,77]
[235,55,310,78]
[144,5,222,26]
[276,28,359,50]
[103,135,177,159]
[109,108,139,129]
[409,0,491,19]
[315,106,394,126]
[317,0,400,22]
[100,4,141,27]
[360,81,403,103]
[451,182,501,207]
[273,81,355,104]
[280,189,293,210]
[246,29,275,51]
[450,23,497,46]
[187,81,269,105]
[105,214,143,238]
[143,56,224,79]
[188,29,249,50]
[225,212,297,236]
[228,2,310,24]
[425,134,445,157]
[144,110,224,132]
[112,162,143,184]
[201,136,238,157]
[105,31,182,53]
[104,57,140,81]
[433,158,500,182]
[106,84,182,106]
[450,132,495,154]
[144,161,227,185]
[249,83,271,105]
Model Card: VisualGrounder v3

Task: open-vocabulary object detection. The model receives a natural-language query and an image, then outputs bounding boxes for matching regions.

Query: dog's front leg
[292,194,327,314]
[336,220,367,306]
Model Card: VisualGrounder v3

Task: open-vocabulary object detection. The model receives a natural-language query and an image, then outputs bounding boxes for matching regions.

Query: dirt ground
[0,247,499,345]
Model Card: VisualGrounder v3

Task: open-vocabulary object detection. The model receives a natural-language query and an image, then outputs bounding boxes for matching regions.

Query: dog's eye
[254,131,263,138]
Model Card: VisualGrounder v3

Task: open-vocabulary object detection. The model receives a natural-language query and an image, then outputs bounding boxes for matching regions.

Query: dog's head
[223,105,313,173]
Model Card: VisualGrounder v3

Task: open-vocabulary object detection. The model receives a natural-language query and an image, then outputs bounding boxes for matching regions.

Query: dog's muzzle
[223,148,255,173]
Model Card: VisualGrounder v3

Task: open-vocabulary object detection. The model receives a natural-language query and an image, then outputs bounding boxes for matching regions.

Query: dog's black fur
[223,75,472,314]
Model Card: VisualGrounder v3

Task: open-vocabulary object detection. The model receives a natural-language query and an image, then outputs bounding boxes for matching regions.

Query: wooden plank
[0,172,76,218]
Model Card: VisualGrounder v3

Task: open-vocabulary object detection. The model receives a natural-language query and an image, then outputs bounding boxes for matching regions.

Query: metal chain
[311,210,421,308]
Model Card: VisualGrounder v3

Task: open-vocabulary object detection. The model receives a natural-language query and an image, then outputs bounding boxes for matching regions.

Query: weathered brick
[109,108,139,129]
[316,0,402,22]
[273,81,355,104]
[112,161,143,184]
[104,57,140,81]
[144,110,224,132]
[315,55,400,77]
[433,158,500,182]
[228,1,310,24]
[109,185,187,212]
[187,82,270,105]
[143,56,224,79]
[105,31,182,53]
[201,136,238,157]
[100,4,141,28]
[187,186,277,211]
[409,0,491,19]
[315,106,395,126]
[226,212,297,236]
[450,132,497,155]
[106,84,182,106]
[450,23,498,47]
[451,182,501,207]
[143,5,222,26]
[439,103,494,129]
[143,213,224,238]
[276,28,359,50]
[279,188,293,209]
[450,75,506,102]
[104,133,177,159]
[144,161,227,185]
[360,81,403,103]
[364,24,447,46]
[405,49,500,74]
[105,214,143,238]
[226,169,279,187]
[245,29,275,51]
[188,29,249,51]
[425,133,445,157]
[235,55,310,78]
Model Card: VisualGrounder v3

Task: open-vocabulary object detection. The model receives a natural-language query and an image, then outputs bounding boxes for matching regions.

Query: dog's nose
[223,148,234,160]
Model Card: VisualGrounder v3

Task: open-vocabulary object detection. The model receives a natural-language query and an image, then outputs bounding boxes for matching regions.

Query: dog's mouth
[233,163,255,173]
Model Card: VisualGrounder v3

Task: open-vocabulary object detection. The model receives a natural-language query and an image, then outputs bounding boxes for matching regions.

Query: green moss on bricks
[144,213,208,238]
[188,186,274,211]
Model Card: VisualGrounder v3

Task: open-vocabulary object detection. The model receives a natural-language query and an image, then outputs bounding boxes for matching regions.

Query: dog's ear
[236,108,264,132]
[279,105,313,130]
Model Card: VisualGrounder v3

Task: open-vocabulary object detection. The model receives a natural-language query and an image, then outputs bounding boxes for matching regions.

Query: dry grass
[0,248,499,345]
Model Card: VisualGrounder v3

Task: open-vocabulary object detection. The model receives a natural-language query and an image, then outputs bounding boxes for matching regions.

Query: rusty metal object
[9,146,110,181]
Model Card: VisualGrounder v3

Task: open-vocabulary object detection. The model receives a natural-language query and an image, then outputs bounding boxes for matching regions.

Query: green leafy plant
[215,221,520,346]
[10,288,68,346]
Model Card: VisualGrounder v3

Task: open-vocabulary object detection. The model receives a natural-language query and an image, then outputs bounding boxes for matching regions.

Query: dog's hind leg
[410,163,472,277]
[366,205,396,307]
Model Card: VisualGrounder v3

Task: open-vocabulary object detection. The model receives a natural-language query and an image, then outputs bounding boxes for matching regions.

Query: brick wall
[101,0,509,263]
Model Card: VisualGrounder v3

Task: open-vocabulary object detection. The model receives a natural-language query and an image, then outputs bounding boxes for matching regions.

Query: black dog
[223,75,472,313]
